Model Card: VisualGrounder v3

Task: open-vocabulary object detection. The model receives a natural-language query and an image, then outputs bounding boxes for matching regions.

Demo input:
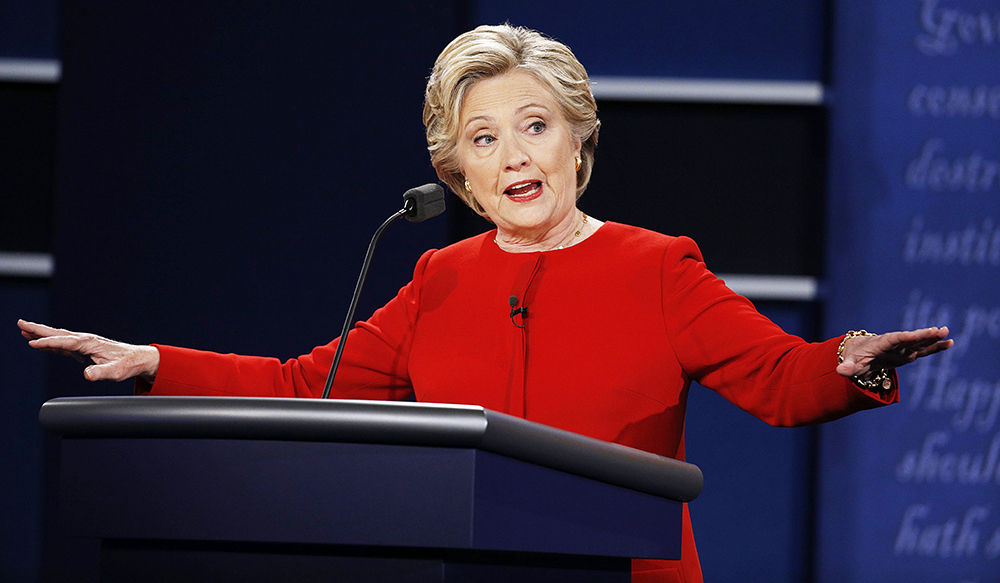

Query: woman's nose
[502,139,530,170]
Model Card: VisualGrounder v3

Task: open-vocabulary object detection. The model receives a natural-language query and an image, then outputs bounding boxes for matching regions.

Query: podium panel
[43,397,702,581]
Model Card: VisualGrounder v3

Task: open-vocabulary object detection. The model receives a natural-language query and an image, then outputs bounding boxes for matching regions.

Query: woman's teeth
[506,182,541,197]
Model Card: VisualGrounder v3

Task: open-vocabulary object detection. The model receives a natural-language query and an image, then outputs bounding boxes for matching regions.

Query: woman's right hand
[18,320,160,383]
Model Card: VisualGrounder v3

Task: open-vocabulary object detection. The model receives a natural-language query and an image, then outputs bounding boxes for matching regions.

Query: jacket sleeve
[660,236,896,427]
[136,249,436,400]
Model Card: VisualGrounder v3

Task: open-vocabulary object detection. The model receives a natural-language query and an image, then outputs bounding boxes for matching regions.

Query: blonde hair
[423,24,601,216]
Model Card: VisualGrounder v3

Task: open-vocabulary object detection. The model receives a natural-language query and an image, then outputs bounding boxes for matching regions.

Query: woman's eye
[528,121,546,134]
[474,134,495,146]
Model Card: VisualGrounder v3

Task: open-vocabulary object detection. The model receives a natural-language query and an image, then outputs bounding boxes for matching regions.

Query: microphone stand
[321,199,414,399]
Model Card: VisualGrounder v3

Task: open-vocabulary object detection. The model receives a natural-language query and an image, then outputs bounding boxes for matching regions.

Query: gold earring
[574,155,582,172]
[464,178,472,195]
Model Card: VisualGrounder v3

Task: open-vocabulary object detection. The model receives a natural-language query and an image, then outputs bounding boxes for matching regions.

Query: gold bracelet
[838,330,893,391]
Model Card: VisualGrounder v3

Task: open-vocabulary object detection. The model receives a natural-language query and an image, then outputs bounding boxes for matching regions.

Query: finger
[882,327,950,353]
[836,361,861,377]
[28,335,90,353]
[837,352,871,377]
[19,320,47,340]
[915,339,954,358]
[84,364,106,381]
[912,326,950,342]
[876,337,955,369]
[897,331,953,354]
[902,326,950,343]
[897,336,944,353]
[18,320,72,338]
[85,363,127,382]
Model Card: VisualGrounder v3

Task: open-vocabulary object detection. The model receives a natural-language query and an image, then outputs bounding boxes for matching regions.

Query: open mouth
[504,181,543,202]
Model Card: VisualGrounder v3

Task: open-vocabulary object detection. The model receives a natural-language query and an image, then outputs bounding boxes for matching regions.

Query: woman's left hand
[836,326,953,379]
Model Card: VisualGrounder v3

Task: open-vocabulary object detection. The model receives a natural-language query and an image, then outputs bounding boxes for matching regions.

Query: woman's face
[457,70,582,242]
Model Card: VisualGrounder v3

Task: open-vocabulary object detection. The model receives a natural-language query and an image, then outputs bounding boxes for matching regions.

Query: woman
[20,24,951,583]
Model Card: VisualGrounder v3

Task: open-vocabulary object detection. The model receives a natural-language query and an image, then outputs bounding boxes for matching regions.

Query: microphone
[403,183,446,223]
[509,295,527,329]
[321,183,446,399]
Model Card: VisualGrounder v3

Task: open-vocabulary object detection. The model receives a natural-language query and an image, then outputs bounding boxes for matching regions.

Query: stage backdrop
[45,2,459,580]
[819,1,1000,581]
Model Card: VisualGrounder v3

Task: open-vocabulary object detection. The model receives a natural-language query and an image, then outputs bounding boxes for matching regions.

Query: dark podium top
[40,396,703,502]
[42,396,703,582]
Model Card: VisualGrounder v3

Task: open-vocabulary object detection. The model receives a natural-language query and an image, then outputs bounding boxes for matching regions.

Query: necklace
[553,211,588,250]
[494,210,588,252]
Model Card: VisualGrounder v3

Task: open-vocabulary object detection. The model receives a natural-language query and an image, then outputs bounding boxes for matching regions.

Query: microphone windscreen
[403,183,446,223]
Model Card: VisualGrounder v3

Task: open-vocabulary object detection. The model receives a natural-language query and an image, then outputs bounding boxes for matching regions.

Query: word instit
[903,216,1000,266]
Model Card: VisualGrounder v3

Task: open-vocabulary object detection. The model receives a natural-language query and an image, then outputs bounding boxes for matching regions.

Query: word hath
[895,504,993,558]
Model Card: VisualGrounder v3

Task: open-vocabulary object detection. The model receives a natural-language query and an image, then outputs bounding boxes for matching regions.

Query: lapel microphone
[509,295,528,329]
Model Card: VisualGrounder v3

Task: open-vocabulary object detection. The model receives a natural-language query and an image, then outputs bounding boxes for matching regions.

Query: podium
[41,396,703,582]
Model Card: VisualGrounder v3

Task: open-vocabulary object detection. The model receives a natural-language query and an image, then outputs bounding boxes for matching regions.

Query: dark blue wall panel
[474,0,827,80]
[0,0,59,58]
[0,283,48,582]
[51,1,459,394]
[686,301,819,582]
[0,83,58,253]
[44,1,461,579]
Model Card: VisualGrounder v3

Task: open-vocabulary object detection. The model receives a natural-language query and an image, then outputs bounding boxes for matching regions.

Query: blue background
[818,1,1000,581]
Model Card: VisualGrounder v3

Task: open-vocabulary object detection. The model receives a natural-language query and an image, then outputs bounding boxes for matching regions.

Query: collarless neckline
[486,221,614,257]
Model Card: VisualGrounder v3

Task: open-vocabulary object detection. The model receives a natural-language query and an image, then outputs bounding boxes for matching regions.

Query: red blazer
[142,222,896,583]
